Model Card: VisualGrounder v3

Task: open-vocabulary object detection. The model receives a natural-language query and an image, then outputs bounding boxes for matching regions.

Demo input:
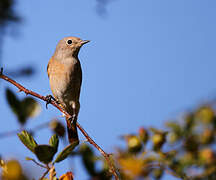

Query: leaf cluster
[18,131,78,165]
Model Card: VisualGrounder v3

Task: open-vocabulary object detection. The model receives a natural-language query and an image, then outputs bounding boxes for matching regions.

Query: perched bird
[47,37,90,144]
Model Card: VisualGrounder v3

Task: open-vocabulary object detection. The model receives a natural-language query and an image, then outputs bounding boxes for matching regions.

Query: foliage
[114,105,216,180]
[17,130,78,165]
[2,88,216,180]
[0,0,19,26]
[6,88,41,125]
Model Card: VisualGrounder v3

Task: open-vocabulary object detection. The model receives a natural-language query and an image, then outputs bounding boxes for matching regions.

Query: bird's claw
[45,95,56,109]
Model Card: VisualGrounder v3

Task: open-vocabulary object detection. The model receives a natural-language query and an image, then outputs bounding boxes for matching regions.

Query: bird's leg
[67,115,77,131]
[68,107,77,126]
[45,95,60,109]
[71,113,77,125]
[67,107,79,144]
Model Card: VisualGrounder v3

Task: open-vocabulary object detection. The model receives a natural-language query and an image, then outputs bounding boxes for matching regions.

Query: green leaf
[166,122,183,136]
[21,97,41,119]
[6,88,41,125]
[49,134,59,153]
[54,141,79,163]
[34,145,56,164]
[49,120,65,137]
[17,130,38,153]
[6,88,22,118]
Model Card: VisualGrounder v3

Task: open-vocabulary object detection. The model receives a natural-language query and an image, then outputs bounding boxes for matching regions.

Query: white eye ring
[67,39,72,45]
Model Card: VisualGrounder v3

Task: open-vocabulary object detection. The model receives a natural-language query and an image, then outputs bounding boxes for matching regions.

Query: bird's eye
[67,40,72,45]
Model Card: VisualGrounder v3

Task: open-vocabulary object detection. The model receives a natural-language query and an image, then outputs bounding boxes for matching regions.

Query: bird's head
[54,37,90,59]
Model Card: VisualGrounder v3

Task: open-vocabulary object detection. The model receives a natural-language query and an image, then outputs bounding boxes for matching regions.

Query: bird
[47,36,90,144]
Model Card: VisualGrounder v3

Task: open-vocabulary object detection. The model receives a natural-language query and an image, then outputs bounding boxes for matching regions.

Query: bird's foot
[45,95,59,109]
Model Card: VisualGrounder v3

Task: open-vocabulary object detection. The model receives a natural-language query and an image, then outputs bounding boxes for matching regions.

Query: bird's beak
[81,40,90,45]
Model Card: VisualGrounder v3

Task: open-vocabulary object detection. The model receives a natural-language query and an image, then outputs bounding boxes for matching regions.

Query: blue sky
[1,0,216,179]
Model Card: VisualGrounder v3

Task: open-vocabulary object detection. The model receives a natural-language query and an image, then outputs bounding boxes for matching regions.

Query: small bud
[152,133,166,151]
[184,135,199,152]
[168,132,179,144]
[201,129,214,144]
[139,127,149,144]
[153,168,163,179]
[199,148,215,165]
[49,119,65,137]
[196,106,215,124]
[127,135,142,153]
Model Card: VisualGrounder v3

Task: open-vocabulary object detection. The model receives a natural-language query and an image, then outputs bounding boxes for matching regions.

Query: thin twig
[32,121,50,131]
[0,71,119,180]
[39,164,50,180]
[0,129,20,138]
[77,122,118,179]
[0,121,50,139]
[39,168,49,180]
[30,159,47,169]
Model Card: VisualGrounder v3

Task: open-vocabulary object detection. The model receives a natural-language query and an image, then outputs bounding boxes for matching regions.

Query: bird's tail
[66,117,79,144]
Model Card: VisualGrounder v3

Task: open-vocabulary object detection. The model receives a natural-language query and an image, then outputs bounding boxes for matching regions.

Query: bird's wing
[47,57,53,78]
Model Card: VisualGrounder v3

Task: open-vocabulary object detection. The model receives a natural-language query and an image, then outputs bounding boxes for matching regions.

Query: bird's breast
[48,59,82,106]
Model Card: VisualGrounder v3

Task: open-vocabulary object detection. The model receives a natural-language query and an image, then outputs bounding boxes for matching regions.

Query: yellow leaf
[118,157,143,177]
[2,160,22,180]
[59,172,74,180]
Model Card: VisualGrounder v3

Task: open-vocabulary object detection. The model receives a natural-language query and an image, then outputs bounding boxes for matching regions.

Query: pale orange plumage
[47,37,89,144]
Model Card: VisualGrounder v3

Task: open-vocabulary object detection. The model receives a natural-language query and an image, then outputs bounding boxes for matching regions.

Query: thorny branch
[0,68,119,180]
